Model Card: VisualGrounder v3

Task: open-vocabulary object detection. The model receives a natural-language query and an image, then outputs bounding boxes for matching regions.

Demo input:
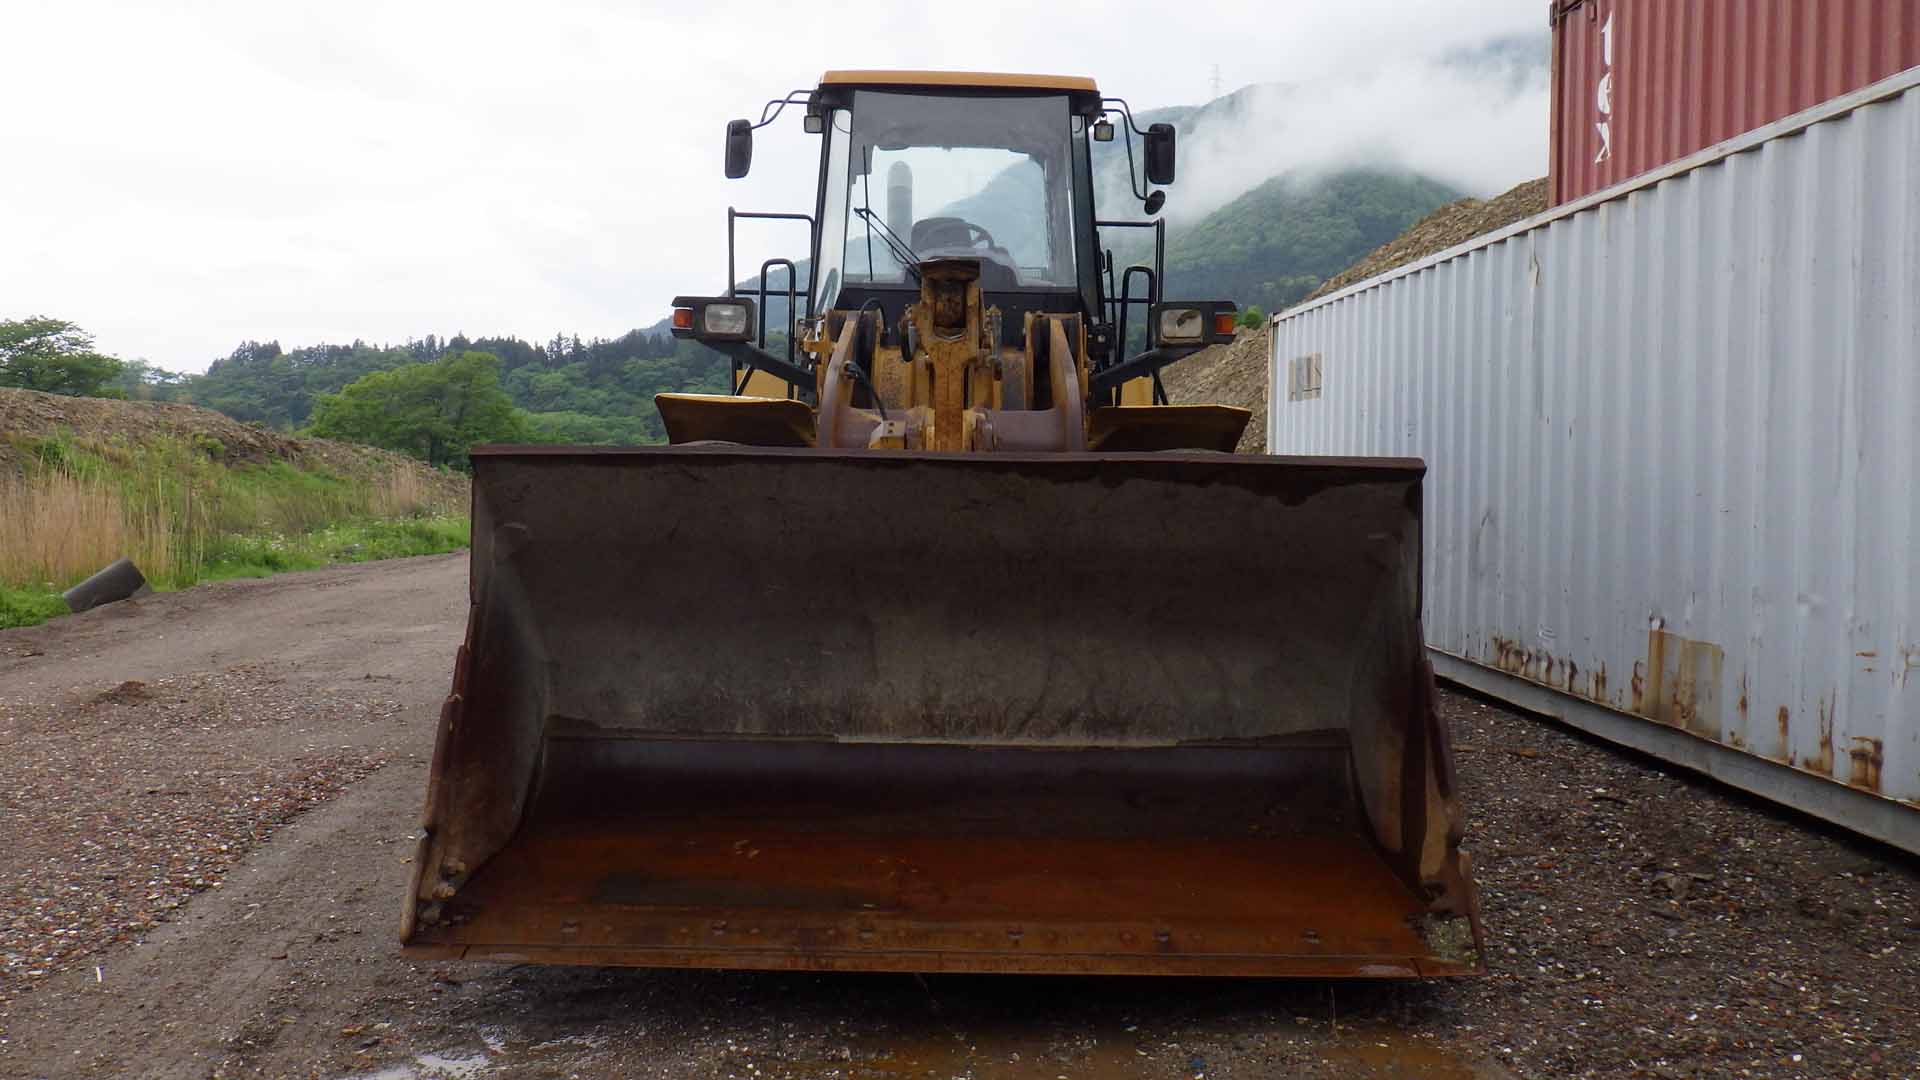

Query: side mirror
[724,119,753,179]
[1144,123,1176,186]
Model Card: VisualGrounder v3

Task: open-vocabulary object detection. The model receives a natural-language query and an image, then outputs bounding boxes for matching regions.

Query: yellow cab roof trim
[819,70,1099,95]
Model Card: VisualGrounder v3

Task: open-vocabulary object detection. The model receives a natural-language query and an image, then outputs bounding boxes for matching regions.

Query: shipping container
[1549,0,1920,204]
[1270,67,1920,853]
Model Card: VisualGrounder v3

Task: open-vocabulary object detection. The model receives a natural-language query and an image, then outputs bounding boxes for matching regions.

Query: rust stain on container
[1802,696,1836,777]
[1643,630,1724,738]
[1550,0,1920,205]
[1846,738,1885,791]
[1776,706,1794,765]
[1489,636,1526,676]
[1487,636,1594,700]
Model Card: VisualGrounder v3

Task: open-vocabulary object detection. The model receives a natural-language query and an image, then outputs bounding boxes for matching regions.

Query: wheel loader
[403,71,1483,977]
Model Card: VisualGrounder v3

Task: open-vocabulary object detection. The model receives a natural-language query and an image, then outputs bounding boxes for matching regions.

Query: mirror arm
[1101,97,1159,207]
[1100,97,1150,138]
[753,90,814,130]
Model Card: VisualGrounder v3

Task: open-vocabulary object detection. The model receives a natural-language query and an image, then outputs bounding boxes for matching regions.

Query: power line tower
[1210,64,1223,101]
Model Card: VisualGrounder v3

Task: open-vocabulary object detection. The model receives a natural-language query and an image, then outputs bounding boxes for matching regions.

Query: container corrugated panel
[1550,0,1920,205]
[1271,69,1920,852]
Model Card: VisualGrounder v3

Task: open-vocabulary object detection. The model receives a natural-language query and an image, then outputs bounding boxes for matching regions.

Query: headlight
[702,303,750,337]
[1157,307,1206,345]
[669,295,757,342]
[1149,300,1237,348]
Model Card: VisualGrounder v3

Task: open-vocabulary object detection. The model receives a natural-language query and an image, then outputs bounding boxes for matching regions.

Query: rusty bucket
[404,446,1482,976]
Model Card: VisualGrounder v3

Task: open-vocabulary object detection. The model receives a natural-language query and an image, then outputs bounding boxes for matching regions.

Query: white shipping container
[1269,66,1920,852]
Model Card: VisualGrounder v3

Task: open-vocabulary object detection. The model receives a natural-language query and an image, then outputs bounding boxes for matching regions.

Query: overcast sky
[1,1,1547,372]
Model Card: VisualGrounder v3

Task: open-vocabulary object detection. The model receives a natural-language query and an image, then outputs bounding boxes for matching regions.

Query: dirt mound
[1158,325,1272,454]
[0,388,310,466]
[0,387,464,502]
[1307,177,1548,301]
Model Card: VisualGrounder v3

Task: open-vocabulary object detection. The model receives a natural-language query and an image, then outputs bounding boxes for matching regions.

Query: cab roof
[819,70,1099,95]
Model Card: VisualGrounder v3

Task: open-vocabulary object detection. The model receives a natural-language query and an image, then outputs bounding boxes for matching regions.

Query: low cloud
[0,1,1547,371]
[1111,37,1549,225]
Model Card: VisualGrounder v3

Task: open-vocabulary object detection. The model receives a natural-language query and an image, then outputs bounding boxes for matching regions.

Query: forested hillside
[1160,168,1462,315]
[165,328,728,446]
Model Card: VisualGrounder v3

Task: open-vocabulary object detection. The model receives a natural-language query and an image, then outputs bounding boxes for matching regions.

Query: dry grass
[0,469,185,587]
[374,466,437,519]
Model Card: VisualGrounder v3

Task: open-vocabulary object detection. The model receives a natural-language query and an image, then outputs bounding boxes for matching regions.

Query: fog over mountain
[1097,33,1548,225]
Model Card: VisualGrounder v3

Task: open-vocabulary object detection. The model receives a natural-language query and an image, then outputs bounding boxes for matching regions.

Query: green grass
[0,585,68,630]
[200,517,469,581]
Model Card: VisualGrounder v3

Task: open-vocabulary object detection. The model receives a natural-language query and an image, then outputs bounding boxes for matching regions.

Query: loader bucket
[404,446,1482,977]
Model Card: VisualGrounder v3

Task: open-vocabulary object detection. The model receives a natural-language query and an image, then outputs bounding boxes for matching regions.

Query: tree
[307,351,528,468]
[115,358,189,401]
[0,317,125,397]
[1237,305,1266,329]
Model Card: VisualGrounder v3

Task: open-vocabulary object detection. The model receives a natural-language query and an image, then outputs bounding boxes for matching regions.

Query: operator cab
[679,71,1224,414]
[809,75,1102,331]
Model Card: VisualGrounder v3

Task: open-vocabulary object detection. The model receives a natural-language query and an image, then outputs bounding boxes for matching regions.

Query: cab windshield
[815,90,1078,309]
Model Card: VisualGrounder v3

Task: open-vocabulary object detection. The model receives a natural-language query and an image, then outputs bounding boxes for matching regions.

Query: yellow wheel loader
[403,71,1483,977]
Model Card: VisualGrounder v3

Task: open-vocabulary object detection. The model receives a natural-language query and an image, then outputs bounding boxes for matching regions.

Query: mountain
[1160,167,1463,315]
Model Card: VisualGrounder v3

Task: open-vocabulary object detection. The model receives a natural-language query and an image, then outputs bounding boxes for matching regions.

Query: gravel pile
[1159,179,1550,457]
[1158,325,1272,453]
[1308,178,1549,302]
[0,670,388,1010]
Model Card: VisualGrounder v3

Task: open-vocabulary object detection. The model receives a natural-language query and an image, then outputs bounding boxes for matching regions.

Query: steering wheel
[913,216,998,253]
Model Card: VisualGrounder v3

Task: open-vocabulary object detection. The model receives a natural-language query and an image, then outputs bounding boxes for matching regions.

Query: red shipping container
[1549,0,1920,205]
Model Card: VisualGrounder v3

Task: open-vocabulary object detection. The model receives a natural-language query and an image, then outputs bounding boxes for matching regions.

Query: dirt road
[1,556,1916,1079]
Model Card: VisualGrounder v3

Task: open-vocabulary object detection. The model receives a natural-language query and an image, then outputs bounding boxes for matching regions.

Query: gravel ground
[0,670,389,1010]
[2,556,1917,1079]
[1438,693,1920,1079]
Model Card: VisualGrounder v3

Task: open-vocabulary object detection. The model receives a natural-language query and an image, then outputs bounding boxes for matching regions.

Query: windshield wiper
[853,207,922,283]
